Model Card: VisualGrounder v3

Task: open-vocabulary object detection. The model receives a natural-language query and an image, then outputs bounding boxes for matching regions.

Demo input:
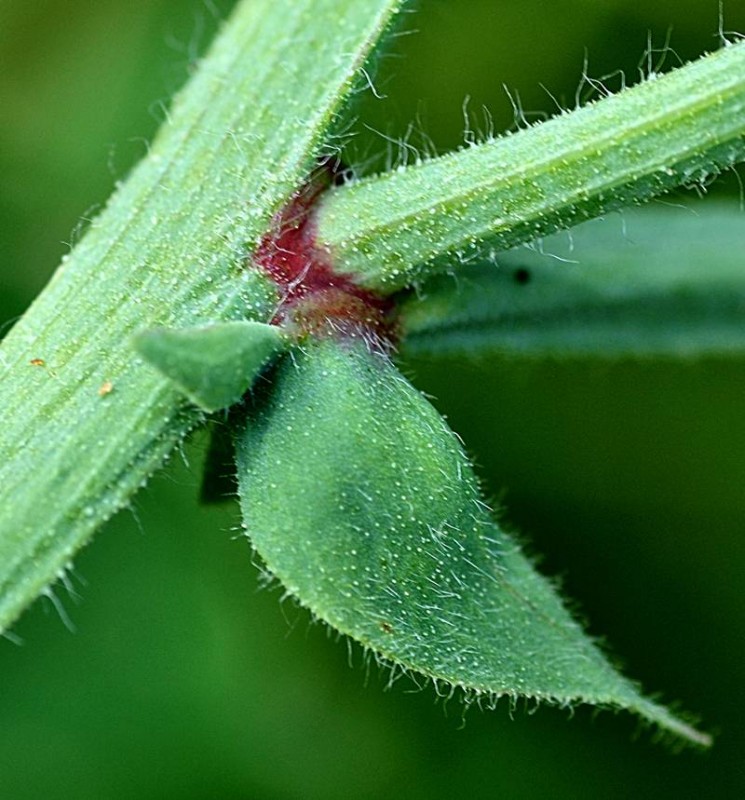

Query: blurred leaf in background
[1,1,744,798]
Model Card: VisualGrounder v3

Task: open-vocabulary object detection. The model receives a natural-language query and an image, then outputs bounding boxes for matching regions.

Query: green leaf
[134,322,286,412]
[316,41,745,293]
[401,204,745,359]
[0,0,404,634]
[235,338,709,746]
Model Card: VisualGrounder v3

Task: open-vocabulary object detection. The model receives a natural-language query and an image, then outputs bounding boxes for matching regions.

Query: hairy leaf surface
[235,339,708,745]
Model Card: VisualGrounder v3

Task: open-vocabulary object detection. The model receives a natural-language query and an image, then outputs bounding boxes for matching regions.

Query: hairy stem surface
[316,41,745,292]
[0,0,403,632]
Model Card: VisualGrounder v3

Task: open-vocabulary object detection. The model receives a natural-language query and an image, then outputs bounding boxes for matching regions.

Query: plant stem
[0,0,403,633]
[315,41,745,293]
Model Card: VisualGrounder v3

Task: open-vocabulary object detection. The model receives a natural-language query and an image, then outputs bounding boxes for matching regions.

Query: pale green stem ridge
[315,41,745,293]
[0,0,403,633]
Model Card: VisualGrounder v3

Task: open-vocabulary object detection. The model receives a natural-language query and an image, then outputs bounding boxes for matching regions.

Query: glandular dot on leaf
[234,337,708,745]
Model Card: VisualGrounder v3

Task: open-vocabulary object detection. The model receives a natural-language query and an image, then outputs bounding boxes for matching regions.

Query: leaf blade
[400,204,745,359]
[235,339,709,745]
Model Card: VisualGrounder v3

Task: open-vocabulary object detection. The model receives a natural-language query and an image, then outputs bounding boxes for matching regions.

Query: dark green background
[2,1,744,797]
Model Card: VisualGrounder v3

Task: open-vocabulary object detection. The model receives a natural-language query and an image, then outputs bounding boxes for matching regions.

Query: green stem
[315,41,745,293]
[0,0,403,633]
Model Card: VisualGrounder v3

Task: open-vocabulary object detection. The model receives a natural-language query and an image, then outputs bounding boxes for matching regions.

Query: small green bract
[134,322,286,413]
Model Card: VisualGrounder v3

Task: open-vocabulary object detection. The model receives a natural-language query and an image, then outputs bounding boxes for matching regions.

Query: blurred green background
[2,1,745,797]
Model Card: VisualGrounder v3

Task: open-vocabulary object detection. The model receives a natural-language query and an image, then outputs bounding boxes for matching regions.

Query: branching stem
[316,41,745,292]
